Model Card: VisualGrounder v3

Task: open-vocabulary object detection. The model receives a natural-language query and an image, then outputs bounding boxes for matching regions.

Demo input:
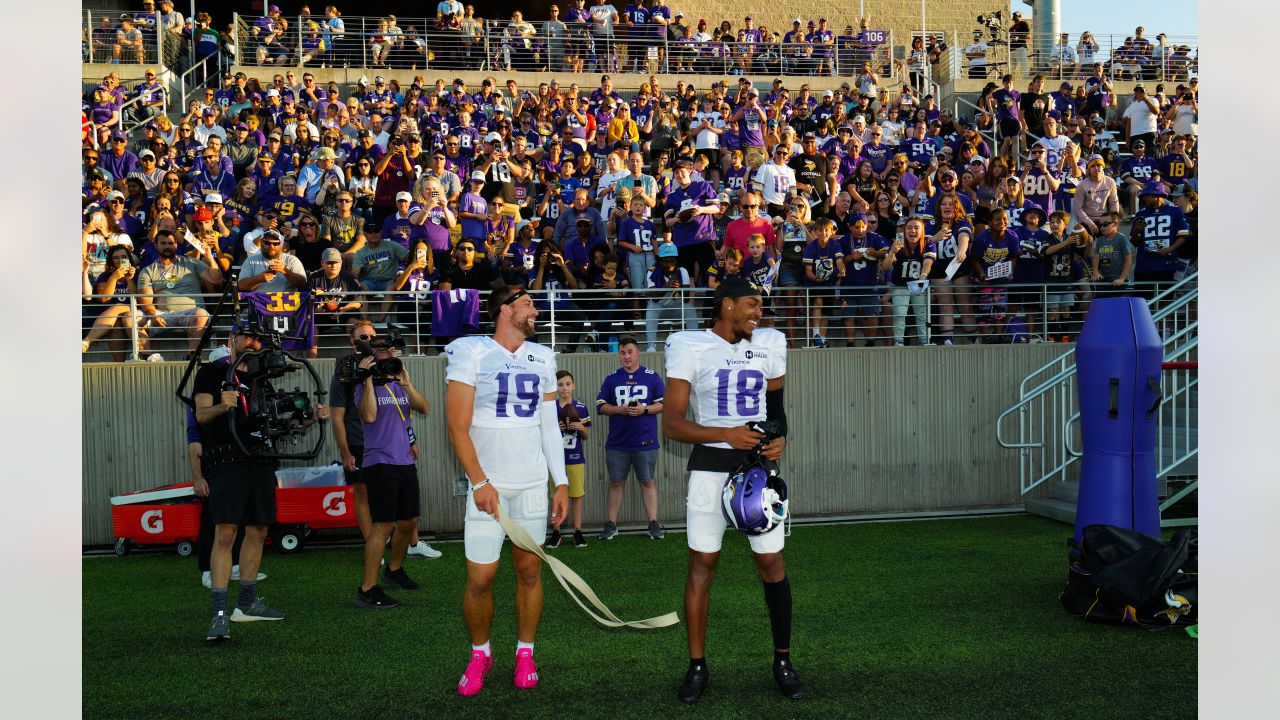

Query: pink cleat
[513,647,539,689]
[457,650,492,697]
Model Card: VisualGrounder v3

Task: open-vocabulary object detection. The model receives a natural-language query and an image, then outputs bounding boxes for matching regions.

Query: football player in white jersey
[662,277,804,703]
[445,284,570,697]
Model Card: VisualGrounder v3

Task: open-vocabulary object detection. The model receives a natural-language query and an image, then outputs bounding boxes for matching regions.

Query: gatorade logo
[323,491,347,517]
[141,510,164,534]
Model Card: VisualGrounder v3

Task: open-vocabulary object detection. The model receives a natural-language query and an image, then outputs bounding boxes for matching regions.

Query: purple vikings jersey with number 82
[664,327,787,450]
[445,335,558,490]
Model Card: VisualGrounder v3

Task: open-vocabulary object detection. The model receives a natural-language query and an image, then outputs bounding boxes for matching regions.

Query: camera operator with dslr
[351,331,431,609]
[194,321,329,641]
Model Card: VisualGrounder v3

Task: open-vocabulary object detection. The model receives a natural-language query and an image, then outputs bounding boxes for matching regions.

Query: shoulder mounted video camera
[335,326,407,386]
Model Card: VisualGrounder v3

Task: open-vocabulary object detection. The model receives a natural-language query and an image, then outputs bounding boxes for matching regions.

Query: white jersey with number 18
[664,328,787,450]
[445,335,558,490]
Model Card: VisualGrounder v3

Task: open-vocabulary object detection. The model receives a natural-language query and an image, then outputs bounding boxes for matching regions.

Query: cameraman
[193,321,329,641]
[1008,11,1031,77]
[964,30,989,79]
[330,320,441,564]
[352,335,431,609]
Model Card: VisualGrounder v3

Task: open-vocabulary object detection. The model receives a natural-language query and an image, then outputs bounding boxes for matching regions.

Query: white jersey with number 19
[664,328,787,450]
[445,335,558,490]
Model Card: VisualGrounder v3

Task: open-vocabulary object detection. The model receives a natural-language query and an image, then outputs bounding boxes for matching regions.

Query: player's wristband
[470,479,491,491]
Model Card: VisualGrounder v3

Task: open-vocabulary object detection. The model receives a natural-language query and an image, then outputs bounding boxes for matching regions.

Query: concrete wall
[82,344,1061,546]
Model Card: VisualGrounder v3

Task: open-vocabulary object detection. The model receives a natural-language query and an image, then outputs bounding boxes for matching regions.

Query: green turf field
[82,515,1196,719]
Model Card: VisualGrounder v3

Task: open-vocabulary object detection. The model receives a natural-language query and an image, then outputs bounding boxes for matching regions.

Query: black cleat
[546,529,563,548]
[678,663,709,704]
[772,657,806,700]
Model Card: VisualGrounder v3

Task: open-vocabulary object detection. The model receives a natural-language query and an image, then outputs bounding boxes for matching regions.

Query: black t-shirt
[1019,92,1050,135]
[1010,21,1030,49]
[308,269,363,317]
[193,361,271,457]
[789,153,830,204]
[290,238,334,275]
[328,361,363,446]
[446,260,500,290]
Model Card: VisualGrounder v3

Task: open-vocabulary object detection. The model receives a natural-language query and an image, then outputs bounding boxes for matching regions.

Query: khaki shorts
[549,464,586,499]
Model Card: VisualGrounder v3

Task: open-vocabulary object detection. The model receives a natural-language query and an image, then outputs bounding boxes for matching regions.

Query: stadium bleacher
[81,4,1198,361]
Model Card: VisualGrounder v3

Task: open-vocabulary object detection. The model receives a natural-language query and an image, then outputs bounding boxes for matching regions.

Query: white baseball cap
[395,191,413,202]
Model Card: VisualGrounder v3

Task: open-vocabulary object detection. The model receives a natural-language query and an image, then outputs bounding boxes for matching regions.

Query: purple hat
[268,4,281,13]
[202,106,218,116]
[314,88,328,99]
[111,129,128,140]
[235,122,249,131]
[1139,180,1168,198]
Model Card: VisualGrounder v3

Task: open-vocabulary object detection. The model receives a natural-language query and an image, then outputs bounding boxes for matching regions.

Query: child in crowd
[547,370,591,549]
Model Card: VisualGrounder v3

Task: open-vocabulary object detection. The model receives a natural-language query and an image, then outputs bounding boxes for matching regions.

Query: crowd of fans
[81,9,1199,359]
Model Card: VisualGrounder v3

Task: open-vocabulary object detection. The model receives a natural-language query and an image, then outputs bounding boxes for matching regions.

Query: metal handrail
[994,272,1198,496]
[179,53,223,116]
[1007,272,1199,405]
[996,273,1198,445]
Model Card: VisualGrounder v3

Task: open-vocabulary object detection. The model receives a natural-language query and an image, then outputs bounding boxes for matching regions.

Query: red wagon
[271,465,357,553]
[110,484,203,557]
[109,466,358,556]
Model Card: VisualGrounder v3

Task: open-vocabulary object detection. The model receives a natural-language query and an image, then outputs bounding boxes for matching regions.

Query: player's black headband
[500,289,529,307]
[489,287,530,323]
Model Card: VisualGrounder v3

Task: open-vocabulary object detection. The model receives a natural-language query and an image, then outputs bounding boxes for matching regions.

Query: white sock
[473,642,491,657]
[516,641,534,653]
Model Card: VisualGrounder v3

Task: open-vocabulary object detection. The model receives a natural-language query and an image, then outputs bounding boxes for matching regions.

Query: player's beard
[521,313,537,340]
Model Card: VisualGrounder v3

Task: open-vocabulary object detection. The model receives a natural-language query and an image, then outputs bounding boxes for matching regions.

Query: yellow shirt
[607,118,639,144]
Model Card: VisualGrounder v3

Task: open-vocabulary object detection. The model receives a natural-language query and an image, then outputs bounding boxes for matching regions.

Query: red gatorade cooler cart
[110,483,203,557]
[271,465,356,553]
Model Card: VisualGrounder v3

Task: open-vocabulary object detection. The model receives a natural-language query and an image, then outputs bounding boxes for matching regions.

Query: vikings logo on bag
[1160,589,1192,624]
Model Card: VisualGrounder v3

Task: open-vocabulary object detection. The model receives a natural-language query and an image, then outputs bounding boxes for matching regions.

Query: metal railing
[81,278,1191,363]
[945,31,1198,84]
[995,272,1198,526]
[84,9,164,67]
[178,52,226,118]
[230,16,896,78]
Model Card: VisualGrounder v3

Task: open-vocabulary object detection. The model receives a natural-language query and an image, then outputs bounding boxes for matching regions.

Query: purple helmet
[721,460,789,535]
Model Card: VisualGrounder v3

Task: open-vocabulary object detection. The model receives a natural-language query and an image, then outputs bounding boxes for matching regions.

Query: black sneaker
[597,521,618,541]
[647,520,666,540]
[678,663,710,704]
[206,611,230,641]
[354,585,400,609]
[546,528,563,549]
[772,657,806,700]
[381,565,420,591]
[572,530,587,548]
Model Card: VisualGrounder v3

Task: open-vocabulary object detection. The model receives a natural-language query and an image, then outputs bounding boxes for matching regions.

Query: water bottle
[607,336,619,353]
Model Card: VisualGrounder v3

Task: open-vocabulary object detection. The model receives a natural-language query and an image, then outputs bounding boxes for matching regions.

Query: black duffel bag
[1060,524,1198,629]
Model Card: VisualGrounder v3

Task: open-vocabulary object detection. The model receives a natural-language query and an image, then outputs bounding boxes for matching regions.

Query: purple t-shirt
[353,381,415,466]
[664,180,718,247]
[992,88,1021,121]
[380,210,427,252]
[420,205,453,252]
[802,239,845,286]
[970,228,1021,283]
[596,366,666,451]
[459,191,488,239]
[560,399,592,465]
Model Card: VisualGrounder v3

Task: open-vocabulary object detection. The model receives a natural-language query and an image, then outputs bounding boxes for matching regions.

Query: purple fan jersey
[596,365,665,451]
[430,288,481,337]
[243,290,315,351]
